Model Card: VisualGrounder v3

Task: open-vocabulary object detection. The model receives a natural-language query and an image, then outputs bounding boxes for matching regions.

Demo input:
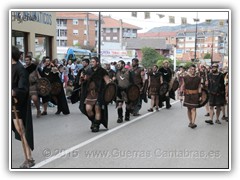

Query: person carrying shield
[130,58,145,116]
[158,60,173,109]
[205,63,225,125]
[180,64,202,128]
[115,60,134,123]
[81,57,111,132]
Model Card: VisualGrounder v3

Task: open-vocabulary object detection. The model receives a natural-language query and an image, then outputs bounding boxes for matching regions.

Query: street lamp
[211,29,214,65]
[193,13,199,62]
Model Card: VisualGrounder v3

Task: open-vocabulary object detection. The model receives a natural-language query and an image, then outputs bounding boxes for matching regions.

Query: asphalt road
[11,99,229,169]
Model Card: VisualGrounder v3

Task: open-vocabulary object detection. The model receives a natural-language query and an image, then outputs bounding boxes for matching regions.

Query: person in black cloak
[79,57,110,132]
[11,46,35,168]
[38,57,70,115]
[158,60,173,109]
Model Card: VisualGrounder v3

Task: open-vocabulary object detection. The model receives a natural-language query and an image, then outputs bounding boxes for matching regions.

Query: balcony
[57,36,68,40]
[57,24,67,29]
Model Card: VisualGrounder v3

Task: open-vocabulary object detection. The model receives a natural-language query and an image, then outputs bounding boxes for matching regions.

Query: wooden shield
[127,84,140,103]
[51,82,62,95]
[198,89,209,108]
[171,78,179,92]
[159,82,169,96]
[36,78,51,96]
[103,83,117,105]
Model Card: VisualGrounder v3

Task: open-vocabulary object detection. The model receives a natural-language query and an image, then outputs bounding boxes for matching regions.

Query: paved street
[11,99,229,169]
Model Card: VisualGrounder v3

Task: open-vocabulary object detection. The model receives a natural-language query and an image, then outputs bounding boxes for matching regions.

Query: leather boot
[92,120,100,132]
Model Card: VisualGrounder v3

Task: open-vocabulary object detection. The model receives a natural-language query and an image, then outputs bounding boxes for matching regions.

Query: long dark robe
[12,61,34,150]
[39,66,70,114]
[79,66,109,128]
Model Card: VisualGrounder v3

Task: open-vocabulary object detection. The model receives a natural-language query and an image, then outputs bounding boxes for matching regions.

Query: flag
[219,20,225,26]
[205,19,212,24]
[193,18,199,22]
[181,17,187,25]
[157,14,165,18]
[144,12,150,19]
[169,16,175,23]
[131,12,137,17]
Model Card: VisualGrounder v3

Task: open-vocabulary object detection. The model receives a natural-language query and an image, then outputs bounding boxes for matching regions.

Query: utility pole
[119,19,123,50]
[193,13,199,62]
[86,12,89,47]
[98,12,101,60]
[211,30,215,65]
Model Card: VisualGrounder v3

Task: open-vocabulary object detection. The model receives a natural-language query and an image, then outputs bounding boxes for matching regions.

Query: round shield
[127,84,140,103]
[171,78,179,92]
[198,89,209,108]
[159,82,169,96]
[51,82,62,96]
[103,83,117,105]
[36,78,51,96]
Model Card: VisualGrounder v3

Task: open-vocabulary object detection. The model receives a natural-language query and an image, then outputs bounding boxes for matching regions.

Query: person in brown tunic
[148,65,163,112]
[180,64,201,128]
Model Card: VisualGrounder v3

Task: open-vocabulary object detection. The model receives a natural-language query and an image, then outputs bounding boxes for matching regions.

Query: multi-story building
[176,29,226,62]
[138,32,177,45]
[56,12,99,49]
[101,15,141,43]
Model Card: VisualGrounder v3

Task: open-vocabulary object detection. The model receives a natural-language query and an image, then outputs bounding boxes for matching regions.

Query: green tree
[141,47,161,68]
[204,53,211,59]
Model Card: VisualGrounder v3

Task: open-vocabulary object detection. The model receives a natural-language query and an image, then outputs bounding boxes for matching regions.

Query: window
[106,36,111,41]
[59,29,67,37]
[84,18,87,25]
[60,40,67,46]
[113,36,118,40]
[73,19,78,25]
[113,28,118,33]
[73,30,78,35]
[73,40,78,46]
[106,28,111,33]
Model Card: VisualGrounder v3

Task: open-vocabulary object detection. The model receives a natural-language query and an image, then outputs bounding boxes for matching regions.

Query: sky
[95,10,229,33]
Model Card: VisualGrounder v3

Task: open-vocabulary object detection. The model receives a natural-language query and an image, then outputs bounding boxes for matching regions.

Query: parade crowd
[12,46,229,168]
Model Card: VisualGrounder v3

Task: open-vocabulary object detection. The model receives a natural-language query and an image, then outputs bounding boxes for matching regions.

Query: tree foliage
[204,53,211,59]
[141,47,161,68]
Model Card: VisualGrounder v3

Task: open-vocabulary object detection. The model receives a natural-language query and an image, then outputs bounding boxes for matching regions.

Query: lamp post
[193,13,199,62]
[98,12,101,60]
[211,29,215,65]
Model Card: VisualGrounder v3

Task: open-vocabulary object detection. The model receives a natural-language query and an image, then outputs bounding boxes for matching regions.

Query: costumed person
[130,58,145,116]
[176,66,186,99]
[12,46,35,168]
[199,64,210,117]
[105,63,116,82]
[224,70,229,122]
[115,60,134,123]
[38,57,70,115]
[205,63,225,125]
[71,58,91,106]
[80,57,111,132]
[221,66,228,121]
[180,64,202,128]
[148,65,163,112]
[24,55,41,118]
[158,60,173,109]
